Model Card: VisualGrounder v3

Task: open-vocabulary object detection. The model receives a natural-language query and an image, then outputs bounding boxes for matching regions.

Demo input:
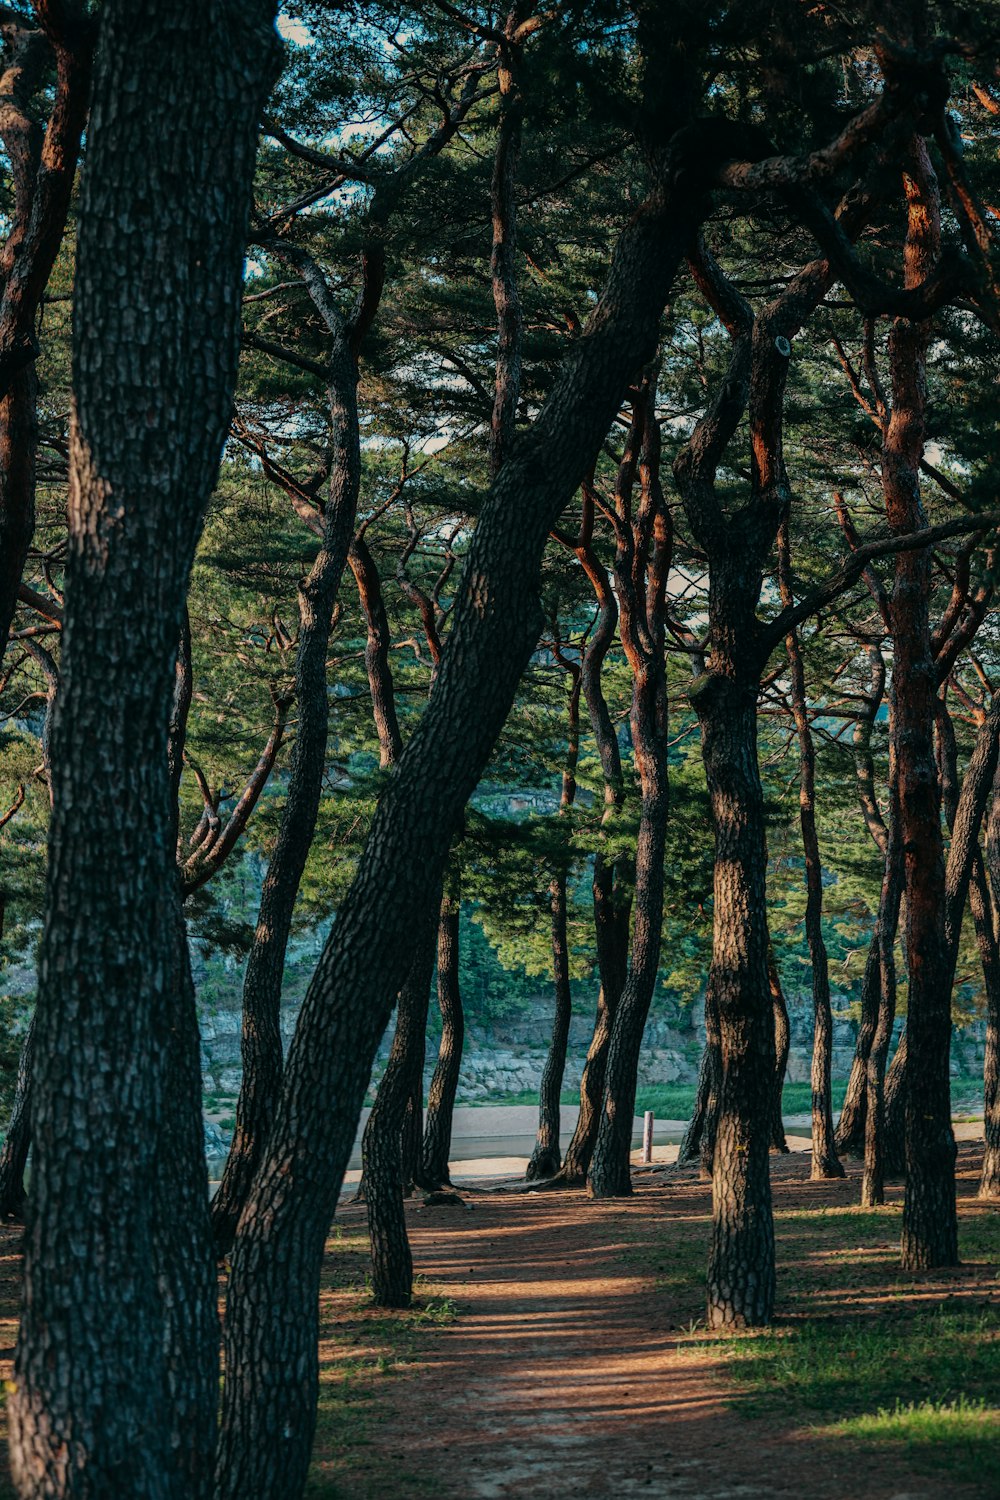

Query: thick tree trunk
[968,852,1000,1198]
[420,890,464,1189]
[363,900,438,1306]
[696,675,775,1327]
[527,872,572,1179]
[0,1010,32,1219]
[217,149,701,1499]
[768,949,790,1154]
[9,7,279,1495]
[880,140,956,1271]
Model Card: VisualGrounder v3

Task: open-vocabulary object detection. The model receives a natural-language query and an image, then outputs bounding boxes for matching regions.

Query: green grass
[306,1228,458,1498]
[830,1394,998,1485]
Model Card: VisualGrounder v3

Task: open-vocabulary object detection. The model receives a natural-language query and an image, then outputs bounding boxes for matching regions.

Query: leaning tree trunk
[9,7,280,1496]
[210,340,362,1256]
[216,138,702,1498]
[0,1010,32,1219]
[419,888,464,1189]
[363,899,439,1307]
[883,1029,908,1175]
[527,871,573,1179]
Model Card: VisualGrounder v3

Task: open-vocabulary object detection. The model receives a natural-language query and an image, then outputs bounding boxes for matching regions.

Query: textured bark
[0,1010,32,1219]
[777,524,842,1180]
[0,8,91,655]
[349,535,403,767]
[884,141,955,1271]
[979,769,1000,1198]
[677,1000,721,1172]
[488,17,524,477]
[590,374,671,1198]
[217,139,702,1499]
[836,934,879,1156]
[883,1029,908,1175]
[558,854,630,1184]
[861,802,903,1206]
[527,641,581,1180]
[768,949,790,1154]
[420,888,464,1189]
[9,7,280,1495]
[363,898,438,1306]
[527,871,573,1179]
[210,334,361,1258]
[553,485,630,1186]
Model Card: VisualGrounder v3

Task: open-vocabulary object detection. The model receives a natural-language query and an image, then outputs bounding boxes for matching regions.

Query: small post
[642,1110,654,1164]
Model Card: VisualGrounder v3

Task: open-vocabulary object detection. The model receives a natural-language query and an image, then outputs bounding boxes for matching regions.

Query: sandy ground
[334,1144,997,1500]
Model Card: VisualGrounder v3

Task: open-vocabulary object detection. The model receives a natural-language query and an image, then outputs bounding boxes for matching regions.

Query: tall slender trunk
[590,376,671,1198]
[777,524,842,1180]
[10,7,280,1493]
[558,854,631,1184]
[861,801,903,1206]
[211,342,361,1257]
[768,949,790,1153]
[363,897,438,1306]
[0,1009,32,1219]
[979,768,1000,1198]
[836,934,880,1155]
[527,870,573,1179]
[420,888,464,1189]
[528,646,581,1180]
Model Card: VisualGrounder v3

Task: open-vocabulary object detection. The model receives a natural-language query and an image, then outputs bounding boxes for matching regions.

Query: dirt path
[335,1149,996,1500]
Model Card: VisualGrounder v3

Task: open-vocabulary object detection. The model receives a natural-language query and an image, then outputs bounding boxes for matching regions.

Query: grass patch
[829,1394,998,1487]
[307,1226,458,1498]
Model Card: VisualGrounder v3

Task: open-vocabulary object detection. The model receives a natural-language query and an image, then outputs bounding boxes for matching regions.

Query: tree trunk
[557,854,631,1184]
[861,807,903,1206]
[527,871,572,1179]
[768,949,790,1154]
[0,1009,32,1219]
[883,1029,908,1175]
[695,673,775,1328]
[217,143,701,1499]
[589,374,671,1199]
[10,7,280,1494]
[419,889,464,1190]
[363,900,438,1307]
[836,933,879,1155]
[777,522,842,1180]
[968,851,1000,1198]
[210,333,362,1259]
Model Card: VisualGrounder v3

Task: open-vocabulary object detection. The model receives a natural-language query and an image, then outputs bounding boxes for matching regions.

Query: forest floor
[0,1145,994,1497]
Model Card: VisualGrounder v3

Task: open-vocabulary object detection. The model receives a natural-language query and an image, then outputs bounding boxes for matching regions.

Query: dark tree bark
[677,991,721,1173]
[884,140,955,1271]
[768,948,790,1154]
[217,113,706,1498]
[776,523,842,1180]
[553,487,631,1185]
[0,5,91,656]
[210,330,360,1258]
[979,767,1000,1198]
[420,885,464,1189]
[363,897,439,1306]
[0,1009,32,1219]
[590,372,671,1198]
[9,6,280,1496]
[861,793,903,1206]
[527,635,581,1180]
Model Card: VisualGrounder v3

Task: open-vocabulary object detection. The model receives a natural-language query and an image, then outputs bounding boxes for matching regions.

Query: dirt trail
[337,1151,994,1500]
